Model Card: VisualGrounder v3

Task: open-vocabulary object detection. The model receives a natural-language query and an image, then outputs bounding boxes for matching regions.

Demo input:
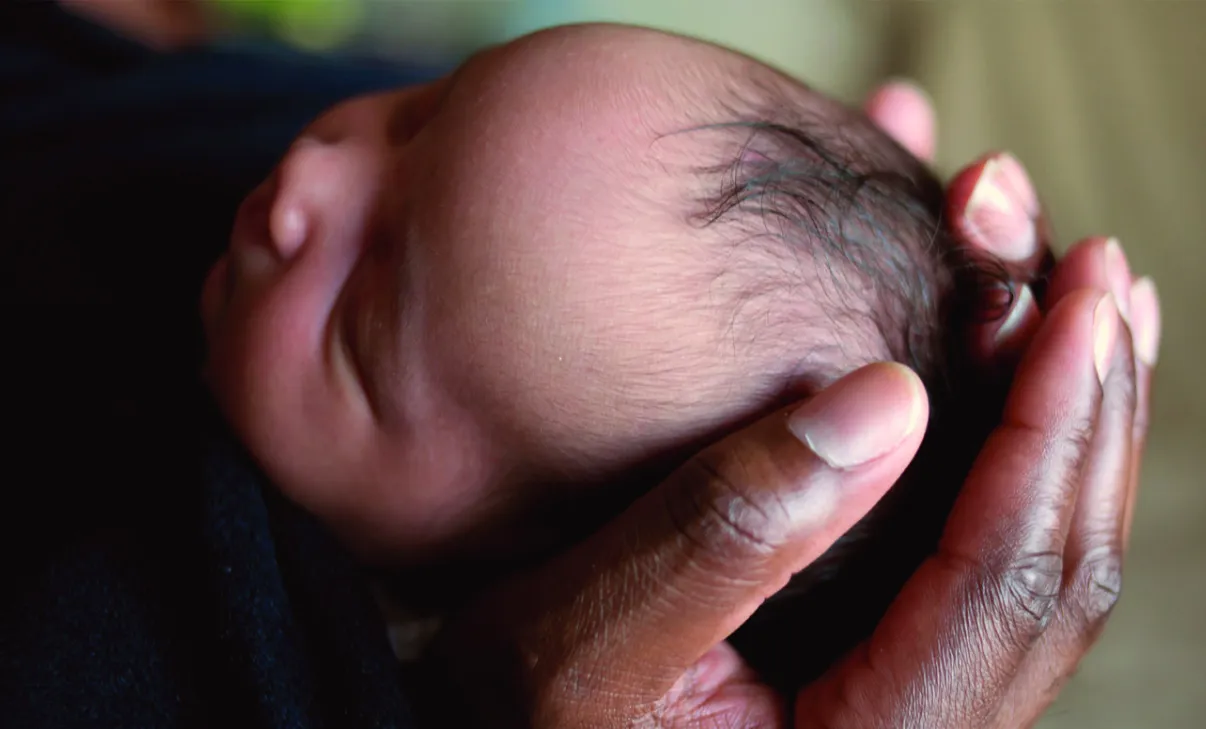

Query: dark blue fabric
[0,4,440,726]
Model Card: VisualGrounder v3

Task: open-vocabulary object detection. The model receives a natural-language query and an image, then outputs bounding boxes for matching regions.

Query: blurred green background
[78,1,1206,725]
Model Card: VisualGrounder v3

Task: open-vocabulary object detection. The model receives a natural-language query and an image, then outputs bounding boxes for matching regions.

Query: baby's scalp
[406,27,1005,684]
[496,25,1005,687]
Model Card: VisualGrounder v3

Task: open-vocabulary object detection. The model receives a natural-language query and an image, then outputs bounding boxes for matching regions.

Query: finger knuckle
[670,449,789,561]
[1000,550,1065,634]
[1070,550,1124,635]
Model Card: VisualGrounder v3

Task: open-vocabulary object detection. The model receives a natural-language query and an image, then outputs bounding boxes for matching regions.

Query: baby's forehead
[445,23,918,292]
[483,27,942,357]
[394,26,939,482]
[457,25,878,216]
[467,24,847,143]
[435,23,925,320]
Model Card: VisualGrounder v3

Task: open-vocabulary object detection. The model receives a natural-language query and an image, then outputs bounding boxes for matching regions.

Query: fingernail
[1129,277,1161,366]
[993,284,1039,346]
[1103,238,1132,323]
[964,152,1040,261]
[1093,293,1119,385]
[787,363,925,469]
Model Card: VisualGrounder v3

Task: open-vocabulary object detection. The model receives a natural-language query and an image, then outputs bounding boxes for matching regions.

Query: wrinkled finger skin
[797,290,1123,728]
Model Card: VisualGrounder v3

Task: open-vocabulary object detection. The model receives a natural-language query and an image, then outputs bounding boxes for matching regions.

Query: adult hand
[867,80,1156,553]
[840,80,1161,727]
[422,82,1160,728]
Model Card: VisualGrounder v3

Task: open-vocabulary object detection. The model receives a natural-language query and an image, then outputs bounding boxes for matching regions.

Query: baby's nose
[268,134,381,261]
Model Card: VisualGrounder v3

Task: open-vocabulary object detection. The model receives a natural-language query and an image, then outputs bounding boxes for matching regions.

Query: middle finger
[993,293,1137,728]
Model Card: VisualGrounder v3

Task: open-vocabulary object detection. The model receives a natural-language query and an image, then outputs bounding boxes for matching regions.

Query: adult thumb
[432,363,928,729]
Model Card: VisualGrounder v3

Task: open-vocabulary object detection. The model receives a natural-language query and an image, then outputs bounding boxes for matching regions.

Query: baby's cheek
[210,288,508,558]
[209,286,361,501]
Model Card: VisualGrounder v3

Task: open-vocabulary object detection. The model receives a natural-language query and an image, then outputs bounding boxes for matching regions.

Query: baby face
[201,25,825,563]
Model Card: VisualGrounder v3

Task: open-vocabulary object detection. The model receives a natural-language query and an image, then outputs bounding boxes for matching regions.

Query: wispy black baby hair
[690,83,1016,691]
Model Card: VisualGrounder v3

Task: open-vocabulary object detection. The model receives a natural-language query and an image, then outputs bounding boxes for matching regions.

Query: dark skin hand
[425,83,1161,729]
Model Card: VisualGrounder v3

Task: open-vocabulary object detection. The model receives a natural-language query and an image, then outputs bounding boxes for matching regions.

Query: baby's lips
[948,152,1040,263]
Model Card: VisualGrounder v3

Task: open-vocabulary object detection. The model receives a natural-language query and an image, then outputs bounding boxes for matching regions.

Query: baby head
[202,23,998,670]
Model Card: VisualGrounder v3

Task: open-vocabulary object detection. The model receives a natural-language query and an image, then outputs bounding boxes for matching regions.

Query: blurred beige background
[74,0,1206,725]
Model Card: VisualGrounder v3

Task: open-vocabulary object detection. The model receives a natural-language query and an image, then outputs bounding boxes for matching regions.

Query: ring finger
[993,293,1137,727]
